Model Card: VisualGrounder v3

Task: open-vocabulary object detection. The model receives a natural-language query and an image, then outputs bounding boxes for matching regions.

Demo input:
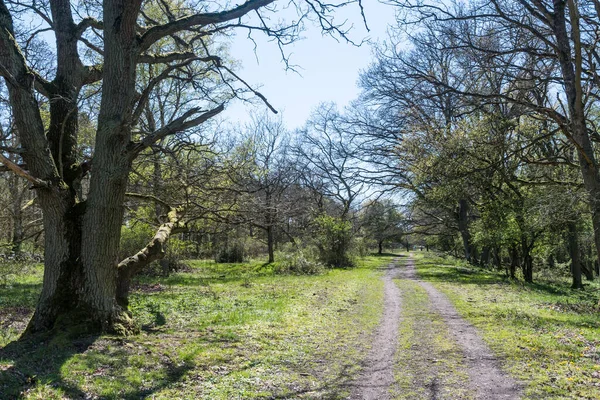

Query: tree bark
[266,225,275,263]
[493,246,502,271]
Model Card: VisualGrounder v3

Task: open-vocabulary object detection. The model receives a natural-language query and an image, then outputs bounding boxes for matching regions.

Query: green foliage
[120,223,156,262]
[314,215,355,268]
[273,248,324,275]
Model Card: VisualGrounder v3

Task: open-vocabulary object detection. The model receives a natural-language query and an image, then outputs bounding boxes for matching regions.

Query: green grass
[411,252,600,400]
[0,255,394,399]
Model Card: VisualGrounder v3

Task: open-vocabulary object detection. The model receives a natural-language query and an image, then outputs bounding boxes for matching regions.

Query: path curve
[350,260,403,400]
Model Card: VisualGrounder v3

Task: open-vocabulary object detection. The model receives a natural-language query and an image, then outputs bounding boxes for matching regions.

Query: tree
[0,0,364,334]
[387,0,600,270]
[228,114,297,263]
[360,199,405,254]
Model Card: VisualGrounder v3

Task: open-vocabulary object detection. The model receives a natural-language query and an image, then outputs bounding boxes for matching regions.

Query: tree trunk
[582,261,594,281]
[555,2,600,270]
[267,225,275,263]
[567,221,583,288]
[509,246,519,279]
[520,238,533,283]
[378,240,383,255]
[493,246,502,271]
[265,190,275,263]
[26,193,85,333]
[479,247,490,268]
[28,0,144,334]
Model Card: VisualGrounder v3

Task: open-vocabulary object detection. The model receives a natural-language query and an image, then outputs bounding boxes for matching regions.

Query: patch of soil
[0,307,32,331]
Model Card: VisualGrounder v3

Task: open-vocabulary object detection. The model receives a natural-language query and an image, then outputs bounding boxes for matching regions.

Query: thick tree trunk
[26,192,85,333]
[378,240,383,255]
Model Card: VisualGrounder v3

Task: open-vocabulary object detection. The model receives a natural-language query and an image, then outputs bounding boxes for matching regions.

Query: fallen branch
[116,206,186,306]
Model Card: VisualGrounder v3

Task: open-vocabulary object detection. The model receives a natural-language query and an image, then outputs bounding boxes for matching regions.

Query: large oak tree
[0,0,360,334]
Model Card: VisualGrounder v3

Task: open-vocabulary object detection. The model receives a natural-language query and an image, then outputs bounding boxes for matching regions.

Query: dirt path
[403,257,521,399]
[350,260,403,400]
[351,256,521,400]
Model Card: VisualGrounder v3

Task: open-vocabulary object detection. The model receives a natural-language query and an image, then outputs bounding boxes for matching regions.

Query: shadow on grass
[417,261,600,300]
[371,252,405,258]
[266,362,361,400]
[0,332,193,399]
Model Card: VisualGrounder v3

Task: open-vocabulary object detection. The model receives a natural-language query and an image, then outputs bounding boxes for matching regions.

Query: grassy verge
[391,277,474,399]
[0,255,393,399]
[411,251,600,400]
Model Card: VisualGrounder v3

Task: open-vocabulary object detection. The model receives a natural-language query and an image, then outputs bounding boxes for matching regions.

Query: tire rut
[403,256,522,400]
[350,260,403,400]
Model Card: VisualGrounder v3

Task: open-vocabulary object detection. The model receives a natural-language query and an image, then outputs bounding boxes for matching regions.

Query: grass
[0,255,394,399]
[411,251,600,400]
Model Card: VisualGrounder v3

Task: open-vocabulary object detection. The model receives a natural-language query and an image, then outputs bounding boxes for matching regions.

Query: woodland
[1,0,600,399]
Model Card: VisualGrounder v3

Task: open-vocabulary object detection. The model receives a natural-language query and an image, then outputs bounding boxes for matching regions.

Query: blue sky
[222,0,398,130]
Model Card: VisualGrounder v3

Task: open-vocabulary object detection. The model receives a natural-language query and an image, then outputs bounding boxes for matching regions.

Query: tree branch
[0,153,48,188]
[128,104,225,161]
[138,0,276,52]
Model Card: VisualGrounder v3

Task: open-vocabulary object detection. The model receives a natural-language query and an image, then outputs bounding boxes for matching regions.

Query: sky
[221,0,398,130]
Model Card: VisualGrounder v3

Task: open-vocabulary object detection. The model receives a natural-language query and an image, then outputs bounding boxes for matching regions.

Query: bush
[314,215,355,268]
[273,250,324,275]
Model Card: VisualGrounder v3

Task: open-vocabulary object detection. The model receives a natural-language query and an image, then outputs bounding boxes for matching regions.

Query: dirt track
[350,256,521,400]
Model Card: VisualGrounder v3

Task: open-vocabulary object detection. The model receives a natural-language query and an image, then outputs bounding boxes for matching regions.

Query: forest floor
[1,252,600,399]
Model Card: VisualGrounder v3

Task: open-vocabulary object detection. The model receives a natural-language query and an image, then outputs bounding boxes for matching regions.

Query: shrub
[314,215,355,268]
[273,250,324,275]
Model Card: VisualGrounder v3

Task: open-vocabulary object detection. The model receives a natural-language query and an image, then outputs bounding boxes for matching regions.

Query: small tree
[360,199,405,254]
